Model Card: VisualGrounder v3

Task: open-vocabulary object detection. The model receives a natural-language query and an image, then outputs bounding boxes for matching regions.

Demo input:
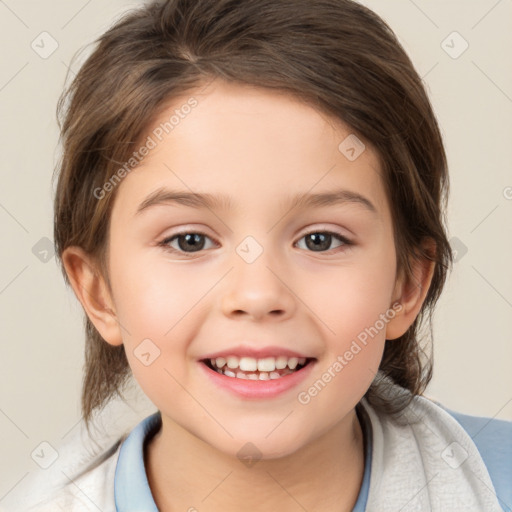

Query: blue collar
[353,402,372,512]
[114,405,372,511]
[114,411,162,511]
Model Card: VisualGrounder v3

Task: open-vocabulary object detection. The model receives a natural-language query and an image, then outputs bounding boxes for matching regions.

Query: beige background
[1,0,511,505]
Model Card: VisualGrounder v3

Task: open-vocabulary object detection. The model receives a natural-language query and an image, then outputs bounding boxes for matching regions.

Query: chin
[211,430,309,463]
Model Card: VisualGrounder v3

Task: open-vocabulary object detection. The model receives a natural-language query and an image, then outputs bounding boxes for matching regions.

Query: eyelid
[299,226,352,241]
[158,229,218,252]
[157,224,218,243]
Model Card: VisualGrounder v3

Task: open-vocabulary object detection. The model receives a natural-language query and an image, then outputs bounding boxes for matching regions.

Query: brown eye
[174,233,206,252]
[159,232,216,254]
[296,231,352,252]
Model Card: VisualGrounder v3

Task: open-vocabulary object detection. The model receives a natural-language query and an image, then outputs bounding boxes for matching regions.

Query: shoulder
[438,403,512,512]
[440,404,512,452]
[11,439,123,512]
[361,374,511,511]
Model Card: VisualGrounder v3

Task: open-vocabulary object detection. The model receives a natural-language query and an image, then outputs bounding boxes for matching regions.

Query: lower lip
[198,360,316,399]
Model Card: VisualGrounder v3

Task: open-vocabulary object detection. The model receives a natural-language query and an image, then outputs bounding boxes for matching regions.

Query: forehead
[110,79,390,223]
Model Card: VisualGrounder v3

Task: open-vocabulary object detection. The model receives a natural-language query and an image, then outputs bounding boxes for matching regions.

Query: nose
[220,247,296,322]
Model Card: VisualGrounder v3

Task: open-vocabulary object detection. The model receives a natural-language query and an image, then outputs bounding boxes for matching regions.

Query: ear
[61,246,123,347]
[385,239,436,340]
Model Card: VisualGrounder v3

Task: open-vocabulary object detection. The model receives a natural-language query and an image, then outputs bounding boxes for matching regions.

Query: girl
[12,0,512,510]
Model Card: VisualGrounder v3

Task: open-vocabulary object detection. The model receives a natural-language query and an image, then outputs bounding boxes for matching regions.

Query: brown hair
[54,0,453,431]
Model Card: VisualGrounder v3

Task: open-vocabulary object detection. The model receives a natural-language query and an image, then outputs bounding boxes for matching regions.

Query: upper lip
[200,345,315,361]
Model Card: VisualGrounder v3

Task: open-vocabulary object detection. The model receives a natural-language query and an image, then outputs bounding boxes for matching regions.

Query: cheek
[307,251,396,339]
[107,250,218,386]
[109,256,201,405]
[296,269,391,426]
[297,247,396,396]
[109,250,202,337]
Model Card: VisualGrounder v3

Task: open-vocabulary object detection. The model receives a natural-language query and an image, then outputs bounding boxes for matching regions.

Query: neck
[145,407,365,512]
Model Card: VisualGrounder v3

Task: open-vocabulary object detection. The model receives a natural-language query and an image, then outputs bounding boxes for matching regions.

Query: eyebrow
[134,187,378,216]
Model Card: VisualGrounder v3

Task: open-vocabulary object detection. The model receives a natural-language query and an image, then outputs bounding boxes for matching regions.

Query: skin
[63,79,435,511]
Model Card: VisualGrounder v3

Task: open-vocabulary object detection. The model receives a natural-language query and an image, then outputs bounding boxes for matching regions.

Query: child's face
[104,79,403,458]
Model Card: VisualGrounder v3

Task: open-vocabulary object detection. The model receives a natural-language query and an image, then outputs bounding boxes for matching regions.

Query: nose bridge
[220,234,295,320]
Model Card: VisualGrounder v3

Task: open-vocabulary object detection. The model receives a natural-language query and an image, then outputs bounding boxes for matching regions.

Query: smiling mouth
[201,357,315,380]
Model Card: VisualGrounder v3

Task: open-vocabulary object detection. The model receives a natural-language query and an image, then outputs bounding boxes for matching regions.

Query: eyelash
[157,229,353,257]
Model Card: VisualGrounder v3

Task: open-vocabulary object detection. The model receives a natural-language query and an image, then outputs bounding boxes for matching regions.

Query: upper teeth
[210,356,307,372]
